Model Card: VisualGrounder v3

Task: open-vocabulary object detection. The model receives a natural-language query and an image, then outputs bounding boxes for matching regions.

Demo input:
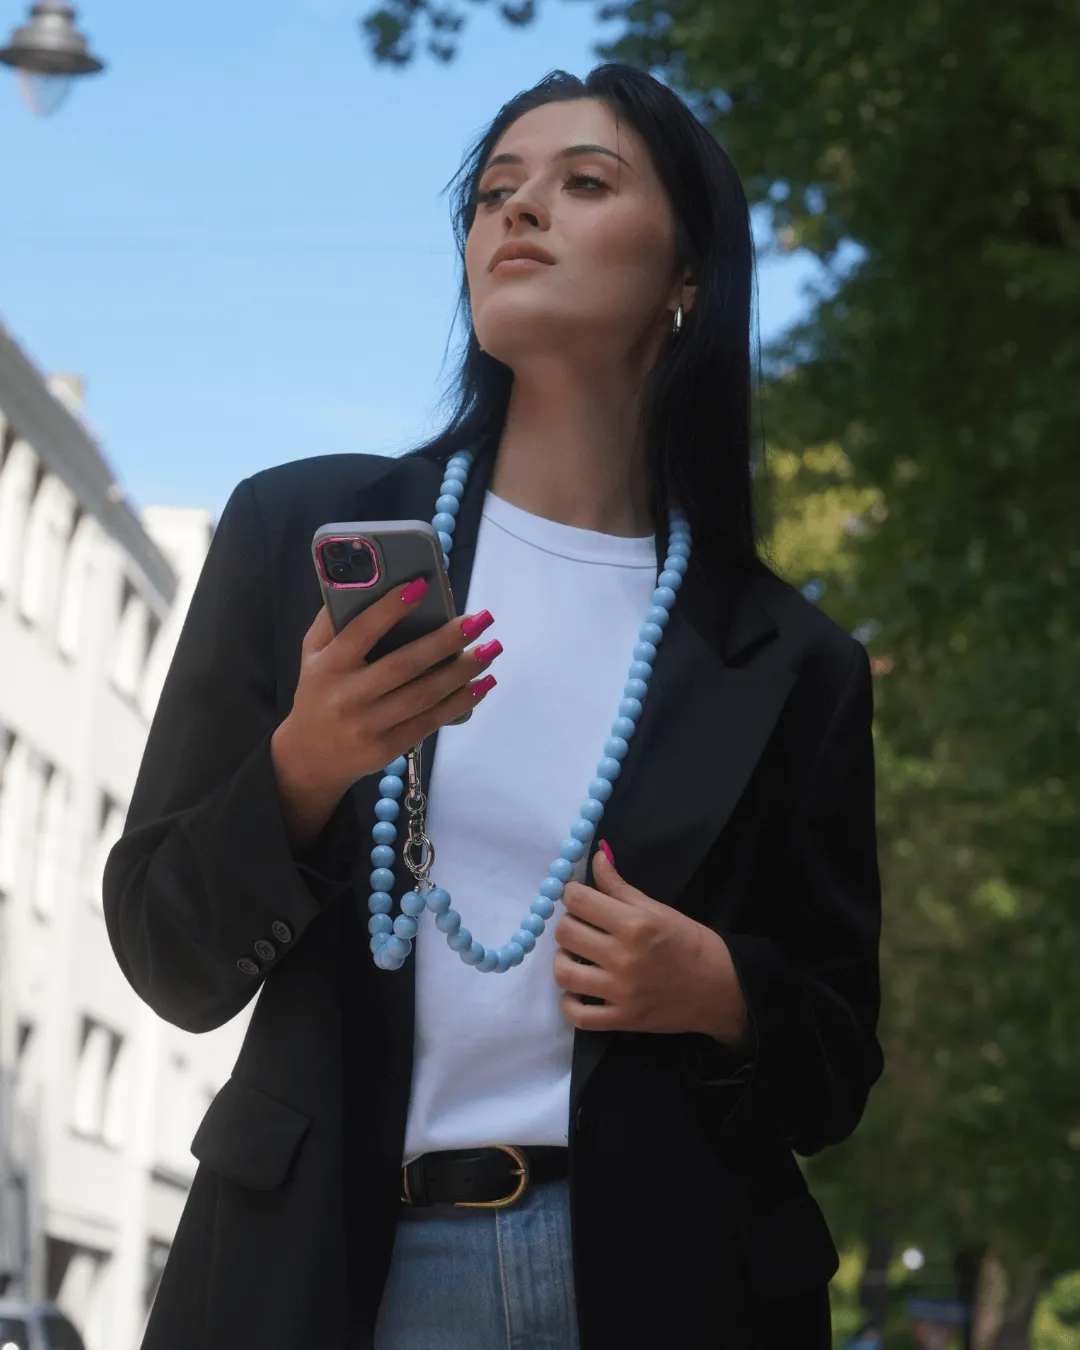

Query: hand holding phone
[270,559,501,851]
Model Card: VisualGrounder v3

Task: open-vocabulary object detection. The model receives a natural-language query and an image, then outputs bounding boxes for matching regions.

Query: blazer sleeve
[103,477,362,1035]
[688,640,884,1156]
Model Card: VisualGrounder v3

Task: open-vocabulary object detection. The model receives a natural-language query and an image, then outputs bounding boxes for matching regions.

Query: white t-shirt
[402,489,658,1163]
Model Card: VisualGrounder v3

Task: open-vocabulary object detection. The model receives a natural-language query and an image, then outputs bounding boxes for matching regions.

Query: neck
[488,362,654,537]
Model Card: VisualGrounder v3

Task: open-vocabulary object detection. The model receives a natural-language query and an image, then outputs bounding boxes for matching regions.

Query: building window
[33,765,68,921]
[0,743,50,905]
[0,728,16,897]
[56,510,97,661]
[111,579,151,699]
[44,1237,104,1348]
[90,792,126,911]
[0,439,38,604]
[18,473,76,632]
[72,1018,125,1144]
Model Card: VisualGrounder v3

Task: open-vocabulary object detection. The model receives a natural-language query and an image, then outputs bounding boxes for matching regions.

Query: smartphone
[311,519,472,723]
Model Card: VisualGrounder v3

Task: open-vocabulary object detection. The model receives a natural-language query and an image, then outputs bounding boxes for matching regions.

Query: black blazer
[104,444,882,1350]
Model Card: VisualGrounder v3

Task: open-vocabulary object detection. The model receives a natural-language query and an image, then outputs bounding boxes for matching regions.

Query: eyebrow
[482,143,632,173]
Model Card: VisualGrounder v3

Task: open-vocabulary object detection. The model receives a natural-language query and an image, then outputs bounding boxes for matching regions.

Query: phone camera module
[324,542,348,561]
[328,562,351,582]
[350,547,375,583]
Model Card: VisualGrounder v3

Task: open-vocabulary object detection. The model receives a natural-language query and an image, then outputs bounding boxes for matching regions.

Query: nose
[502,185,549,234]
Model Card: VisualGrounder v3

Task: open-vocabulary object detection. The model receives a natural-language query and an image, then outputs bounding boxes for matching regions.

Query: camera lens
[350,548,375,583]
[325,542,347,561]
[329,562,351,582]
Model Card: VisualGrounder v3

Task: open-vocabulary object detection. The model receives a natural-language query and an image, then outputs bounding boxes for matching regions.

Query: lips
[489,242,555,272]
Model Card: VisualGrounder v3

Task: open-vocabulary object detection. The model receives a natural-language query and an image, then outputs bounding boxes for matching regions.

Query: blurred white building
[0,319,250,1350]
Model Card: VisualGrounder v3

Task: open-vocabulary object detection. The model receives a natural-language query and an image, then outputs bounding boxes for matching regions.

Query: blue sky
[1,0,826,520]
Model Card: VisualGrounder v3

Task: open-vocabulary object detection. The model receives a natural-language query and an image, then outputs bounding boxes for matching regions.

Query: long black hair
[406,63,771,581]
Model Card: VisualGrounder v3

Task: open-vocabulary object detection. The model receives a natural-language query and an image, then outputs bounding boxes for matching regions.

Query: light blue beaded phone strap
[367,449,693,975]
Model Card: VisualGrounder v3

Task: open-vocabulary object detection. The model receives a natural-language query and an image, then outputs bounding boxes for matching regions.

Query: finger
[372,638,501,728]
[382,666,497,755]
[561,880,630,933]
[559,991,622,1032]
[302,600,337,658]
[589,845,641,903]
[319,576,440,675]
[553,913,618,964]
[552,949,613,996]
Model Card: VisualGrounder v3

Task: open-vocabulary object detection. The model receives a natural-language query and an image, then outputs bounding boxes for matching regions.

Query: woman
[104,64,882,1350]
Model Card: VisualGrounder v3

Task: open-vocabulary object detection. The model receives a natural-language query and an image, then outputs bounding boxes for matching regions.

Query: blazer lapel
[343,447,797,1125]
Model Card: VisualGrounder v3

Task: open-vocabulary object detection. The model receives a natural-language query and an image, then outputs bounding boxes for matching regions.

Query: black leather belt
[401,1145,568,1210]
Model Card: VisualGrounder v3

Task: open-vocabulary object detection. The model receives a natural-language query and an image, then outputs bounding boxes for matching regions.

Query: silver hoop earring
[672,303,684,336]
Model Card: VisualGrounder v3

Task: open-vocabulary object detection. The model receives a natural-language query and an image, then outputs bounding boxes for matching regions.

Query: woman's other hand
[553,842,752,1049]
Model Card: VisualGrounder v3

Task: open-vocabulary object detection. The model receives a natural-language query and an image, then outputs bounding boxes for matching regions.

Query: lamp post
[0,2,105,117]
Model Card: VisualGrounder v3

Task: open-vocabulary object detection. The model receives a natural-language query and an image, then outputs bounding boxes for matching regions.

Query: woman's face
[465,98,689,370]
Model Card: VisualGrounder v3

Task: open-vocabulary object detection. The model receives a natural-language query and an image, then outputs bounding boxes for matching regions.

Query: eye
[564,172,607,191]
[475,185,514,206]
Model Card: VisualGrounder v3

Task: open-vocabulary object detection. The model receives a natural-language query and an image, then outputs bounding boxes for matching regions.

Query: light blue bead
[435,908,461,934]
[437,530,453,553]
[385,935,411,961]
[370,844,395,869]
[377,951,403,971]
[639,623,664,646]
[521,913,546,936]
[370,868,395,893]
[400,891,427,917]
[624,678,648,701]
[393,915,419,939]
[494,950,513,973]
[369,891,393,914]
[659,569,682,590]
[653,586,677,609]
[579,797,605,823]
[628,660,653,682]
[531,896,556,920]
[604,736,629,760]
[505,941,526,966]
[478,949,500,972]
[514,928,537,954]
[570,818,595,843]
[646,606,670,627]
[440,477,464,499]
[618,697,643,721]
[549,858,574,882]
[560,838,586,862]
[667,543,690,562]
[432,512,457,535]
[446,453,472,469]
[435,494,460,516]
[611,716,636,741]
[461,941,485,965]
[368,913,393,936]
[633,641,657,663]
[596,757,622,781]
[665,553,688,573]
[374,798,400,822]
[443,465,468,484]
[587,777,613,802]
[427,887,451,913]
[539,876,564,900]
[370,933,389,954]
[385,756,408,777]
[378,775,403,799]
[372,821,397,845]
[448,927,473,951]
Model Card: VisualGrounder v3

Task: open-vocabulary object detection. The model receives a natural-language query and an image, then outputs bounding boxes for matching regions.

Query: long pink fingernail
[400,577,429,605]
[461,610,494,641]
[474,639,503,666]
[471,674,497,699]
[599,839,614,866]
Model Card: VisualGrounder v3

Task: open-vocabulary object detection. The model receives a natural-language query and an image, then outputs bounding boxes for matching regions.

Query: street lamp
[0,2,105,117]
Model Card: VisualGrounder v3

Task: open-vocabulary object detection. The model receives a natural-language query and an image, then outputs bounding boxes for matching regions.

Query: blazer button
[254,939,276,962]
[271,920,293,944]
[237,957,260,976]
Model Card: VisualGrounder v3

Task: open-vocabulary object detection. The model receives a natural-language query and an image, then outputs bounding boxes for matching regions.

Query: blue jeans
[374,1176,581,1349]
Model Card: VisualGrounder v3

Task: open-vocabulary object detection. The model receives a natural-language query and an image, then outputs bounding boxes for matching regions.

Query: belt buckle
[454,1145,530,1209]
